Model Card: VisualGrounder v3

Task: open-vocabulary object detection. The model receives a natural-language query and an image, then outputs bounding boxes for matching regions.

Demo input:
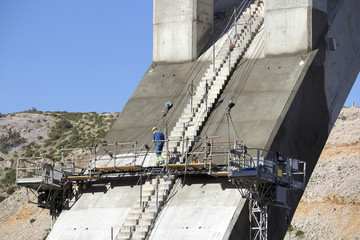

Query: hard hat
[152,127,157,132]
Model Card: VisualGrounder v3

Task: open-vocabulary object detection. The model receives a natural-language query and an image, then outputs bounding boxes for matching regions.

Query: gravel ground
[285,107,360,240]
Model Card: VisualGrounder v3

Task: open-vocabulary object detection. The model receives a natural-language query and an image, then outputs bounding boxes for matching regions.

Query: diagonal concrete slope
[105,1,360,239]
[47,178,141,240]
[149,176,249,240]
[48,1,360,240]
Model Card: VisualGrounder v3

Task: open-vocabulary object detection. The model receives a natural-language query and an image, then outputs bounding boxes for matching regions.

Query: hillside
[0,107,359,240]
[0,110,119,240]
[285,107,360,239]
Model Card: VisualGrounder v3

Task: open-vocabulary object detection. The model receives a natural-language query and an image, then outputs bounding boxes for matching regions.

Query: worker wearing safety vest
[152,127,165,166]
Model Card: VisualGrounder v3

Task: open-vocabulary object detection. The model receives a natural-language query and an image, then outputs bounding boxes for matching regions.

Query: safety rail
[60,147,94,177]
[16,157,62,189]
[92,141,139,170]
[228,143,307,190]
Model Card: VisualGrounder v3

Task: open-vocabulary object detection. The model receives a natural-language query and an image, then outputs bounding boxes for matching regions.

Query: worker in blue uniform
[152,127,165,166]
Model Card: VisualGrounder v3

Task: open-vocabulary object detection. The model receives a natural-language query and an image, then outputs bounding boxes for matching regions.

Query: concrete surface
[49,0,360,239]
[47,177,141,240]
[153,0,213,62]
[106,1,360,239]
[149,176,248,240]
[265,0,328,56]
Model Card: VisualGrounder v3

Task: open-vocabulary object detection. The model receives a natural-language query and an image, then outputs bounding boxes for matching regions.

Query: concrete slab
[47,177,142,240]
[149,177,247,240]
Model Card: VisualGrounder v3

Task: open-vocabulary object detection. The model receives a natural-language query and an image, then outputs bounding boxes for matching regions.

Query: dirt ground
[285,107,360,240]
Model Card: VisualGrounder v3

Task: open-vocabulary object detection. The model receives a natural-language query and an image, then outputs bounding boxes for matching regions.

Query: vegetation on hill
[0,110,119,203]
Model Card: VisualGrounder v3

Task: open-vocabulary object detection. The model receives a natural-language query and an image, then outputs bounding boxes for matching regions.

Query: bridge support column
[153,0,213,63]
[264,0,328,56]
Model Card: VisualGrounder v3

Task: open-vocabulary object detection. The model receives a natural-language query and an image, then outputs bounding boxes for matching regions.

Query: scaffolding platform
[95,165,144,172]
[210,171,229,177]
[167,163,218,170]
[17,177,63,190]
[63,175,99,181]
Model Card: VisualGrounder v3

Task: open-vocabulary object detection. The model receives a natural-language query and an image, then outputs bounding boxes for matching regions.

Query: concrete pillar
[264,0,328,56]
[153,0,213,63]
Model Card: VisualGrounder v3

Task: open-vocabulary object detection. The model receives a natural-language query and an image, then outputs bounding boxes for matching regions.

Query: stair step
[138,218,153,226]
[117,231,131,239]
[116,236,130,240]
[148,197,164,206]
[127,212,142,220]
[137,225,150,233]
[124,219,138,226]
[136,195,151,202]
[130,206,144,214]
[142,184,154,191]
[141,212,155,220]
[132,231,147,240]
[133,200,148,208]
[120,225,135,233]
[145,205,158,213]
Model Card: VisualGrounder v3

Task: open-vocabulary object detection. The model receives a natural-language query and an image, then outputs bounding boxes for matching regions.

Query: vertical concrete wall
[265,0,327,56]
[153,0,213,62]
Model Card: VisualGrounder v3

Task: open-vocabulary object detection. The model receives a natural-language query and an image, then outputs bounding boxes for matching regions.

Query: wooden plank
[64,175,98,181]
[95,165,144,172]
[167,163,218,169]
[188,163,218,169]
[115,165,144,171]
[211,172,228,177]
[95,166,116,172]
[167,164,186,169]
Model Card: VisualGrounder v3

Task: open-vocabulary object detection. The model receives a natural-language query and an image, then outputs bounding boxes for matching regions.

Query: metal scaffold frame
[228,144,306,240]
[250,199,268,240]
[15,134,305,240]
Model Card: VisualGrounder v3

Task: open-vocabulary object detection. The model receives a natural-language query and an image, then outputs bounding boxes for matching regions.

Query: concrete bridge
[46,0,360,239]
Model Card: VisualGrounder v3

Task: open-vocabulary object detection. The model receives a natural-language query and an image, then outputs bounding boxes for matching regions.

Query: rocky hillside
[0,110,119,240]
[0,107,359,240]
[285,107,360,239]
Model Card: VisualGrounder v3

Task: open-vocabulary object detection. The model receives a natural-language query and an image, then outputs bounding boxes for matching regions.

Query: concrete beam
[153,0,213,62]
[265,0,328,56]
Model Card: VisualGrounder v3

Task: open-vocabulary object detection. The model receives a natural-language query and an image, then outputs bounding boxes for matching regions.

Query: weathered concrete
[47,178,141,240]
[149,176,248,240]
[265,0,328,56]
[153,0,213,62]
[49,0,360,239]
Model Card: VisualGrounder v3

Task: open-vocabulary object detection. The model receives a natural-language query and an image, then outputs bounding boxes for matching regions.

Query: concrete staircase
[115,176,175,240]
[166,2,264,156]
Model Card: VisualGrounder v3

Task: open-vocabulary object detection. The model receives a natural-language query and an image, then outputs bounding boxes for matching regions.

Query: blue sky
[0,1,359,114]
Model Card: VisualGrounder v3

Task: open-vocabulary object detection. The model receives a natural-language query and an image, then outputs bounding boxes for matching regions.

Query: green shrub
[30,218,36,224]
[0,156,4,161]
[0,129,26,152]
[0,196,5,203]
[56,141,68,150]
[55,119,73,131]
[48,132,61,141]
[6,187,15,195]
[25,148,35,158]
[24,107,39,113]
[1,169,16,185]
[295,230,305,238]
[96,129,107,139]
[42,232,50,240]
[1,149,8,154]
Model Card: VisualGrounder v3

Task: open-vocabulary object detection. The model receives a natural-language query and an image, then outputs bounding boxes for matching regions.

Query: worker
[152,127,165,166]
